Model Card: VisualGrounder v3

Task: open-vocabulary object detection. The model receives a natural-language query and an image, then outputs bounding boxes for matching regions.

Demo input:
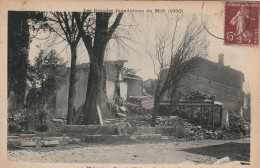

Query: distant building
[143,79,157,96]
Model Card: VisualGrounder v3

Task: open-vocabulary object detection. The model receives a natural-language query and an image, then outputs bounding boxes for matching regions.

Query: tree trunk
[151,79,164,127]
[8,12,30,110]
[82,62,103,125]
[76,13,122,125]
[151,93,161,127]
[67,43,77,125]
[52,94,57,115]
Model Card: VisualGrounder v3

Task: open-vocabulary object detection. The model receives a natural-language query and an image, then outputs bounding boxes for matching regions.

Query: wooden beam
[97,105,104,126]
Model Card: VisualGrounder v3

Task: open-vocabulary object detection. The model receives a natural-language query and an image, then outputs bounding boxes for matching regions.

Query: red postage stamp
[225,2,259,45]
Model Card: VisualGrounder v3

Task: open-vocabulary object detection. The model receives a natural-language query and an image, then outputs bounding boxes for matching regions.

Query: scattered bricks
[42,140,59,147]
[8,139,21,147]
[19,141,37,147]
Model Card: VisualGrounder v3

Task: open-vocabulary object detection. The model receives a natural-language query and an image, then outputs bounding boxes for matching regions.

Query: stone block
[57,125,119,135]
[8,139,21,147]
[43,137,64,143]
[7,136,20,140]
[132,127,156,135]
[26,136,41,141]
[42,140,59,147]
[19,134,37,137]
[130,135,137,140]
[136,134,162,140]
[162,136,175,140]
[84,135,130,143]
[19,141,37,147]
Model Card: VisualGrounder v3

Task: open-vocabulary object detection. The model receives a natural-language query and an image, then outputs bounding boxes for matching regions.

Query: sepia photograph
[1,0,259,167]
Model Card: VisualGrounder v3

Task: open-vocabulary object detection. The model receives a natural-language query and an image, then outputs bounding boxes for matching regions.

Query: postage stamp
[224,2,259,45]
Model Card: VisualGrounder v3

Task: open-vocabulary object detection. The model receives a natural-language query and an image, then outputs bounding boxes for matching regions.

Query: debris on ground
[104,93,250,141]
[106,99,250,140]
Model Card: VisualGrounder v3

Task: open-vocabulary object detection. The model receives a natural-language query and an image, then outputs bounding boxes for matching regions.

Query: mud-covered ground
[8,139,249,164]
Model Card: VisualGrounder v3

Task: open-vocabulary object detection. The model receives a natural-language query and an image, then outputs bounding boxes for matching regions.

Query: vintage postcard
[1,0,260,168]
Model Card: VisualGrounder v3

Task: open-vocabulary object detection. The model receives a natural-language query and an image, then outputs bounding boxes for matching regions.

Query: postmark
[224,2,259,46]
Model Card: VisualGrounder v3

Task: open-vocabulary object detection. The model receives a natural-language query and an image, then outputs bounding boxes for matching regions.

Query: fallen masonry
[8,113,250,149]
[7,122,187,149]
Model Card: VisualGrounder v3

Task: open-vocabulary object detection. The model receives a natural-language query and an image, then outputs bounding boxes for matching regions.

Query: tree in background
[27,50,66,110]
[148,15,209,127]
[8,11,46,110]
[8,49,66,133]
[45,12,84,125]
[26,50,66,131]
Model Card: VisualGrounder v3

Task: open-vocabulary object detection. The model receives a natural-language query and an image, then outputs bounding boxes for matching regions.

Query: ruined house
[54,60,143,118]
[176,53,245,113]
[122,67,143,97]
[155,53,245,115]
[153,53,245,127]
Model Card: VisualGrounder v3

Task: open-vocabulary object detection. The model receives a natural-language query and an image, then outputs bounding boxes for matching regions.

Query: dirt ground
[8,139,250,164]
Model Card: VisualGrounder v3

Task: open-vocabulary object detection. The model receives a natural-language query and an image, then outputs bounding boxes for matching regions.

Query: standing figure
[230,5,255,43]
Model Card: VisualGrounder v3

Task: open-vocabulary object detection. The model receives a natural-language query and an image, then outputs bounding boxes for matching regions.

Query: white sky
[29,12,252,91]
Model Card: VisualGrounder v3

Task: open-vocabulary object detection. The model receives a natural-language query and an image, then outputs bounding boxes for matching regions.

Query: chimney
[218,53,224,65]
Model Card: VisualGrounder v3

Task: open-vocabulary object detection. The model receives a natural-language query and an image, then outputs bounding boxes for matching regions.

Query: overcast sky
[29,12,252,91]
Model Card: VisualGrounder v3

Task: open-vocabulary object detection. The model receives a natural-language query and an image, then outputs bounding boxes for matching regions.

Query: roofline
[123,76,143,80]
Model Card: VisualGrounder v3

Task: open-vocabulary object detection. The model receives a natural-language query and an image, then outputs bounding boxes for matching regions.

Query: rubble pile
[108,99,250,140]
[184,122,249,140]
[125,115,152,126]
[107,102,150,126]
[119,111,249,140]
[124,102,149,115]
[187,91,215,101]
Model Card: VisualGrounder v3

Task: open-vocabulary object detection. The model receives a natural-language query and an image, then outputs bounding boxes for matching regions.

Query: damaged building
[176,53,245,113]
[54,60,144,119]
[145,53,245,127]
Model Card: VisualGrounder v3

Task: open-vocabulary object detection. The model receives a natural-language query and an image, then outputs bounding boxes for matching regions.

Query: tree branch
[107,13,124,39]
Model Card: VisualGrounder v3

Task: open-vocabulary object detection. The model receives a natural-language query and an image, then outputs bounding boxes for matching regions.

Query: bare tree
[148,15,209,127]
[74,12,124,125]
[46,12,83,124]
